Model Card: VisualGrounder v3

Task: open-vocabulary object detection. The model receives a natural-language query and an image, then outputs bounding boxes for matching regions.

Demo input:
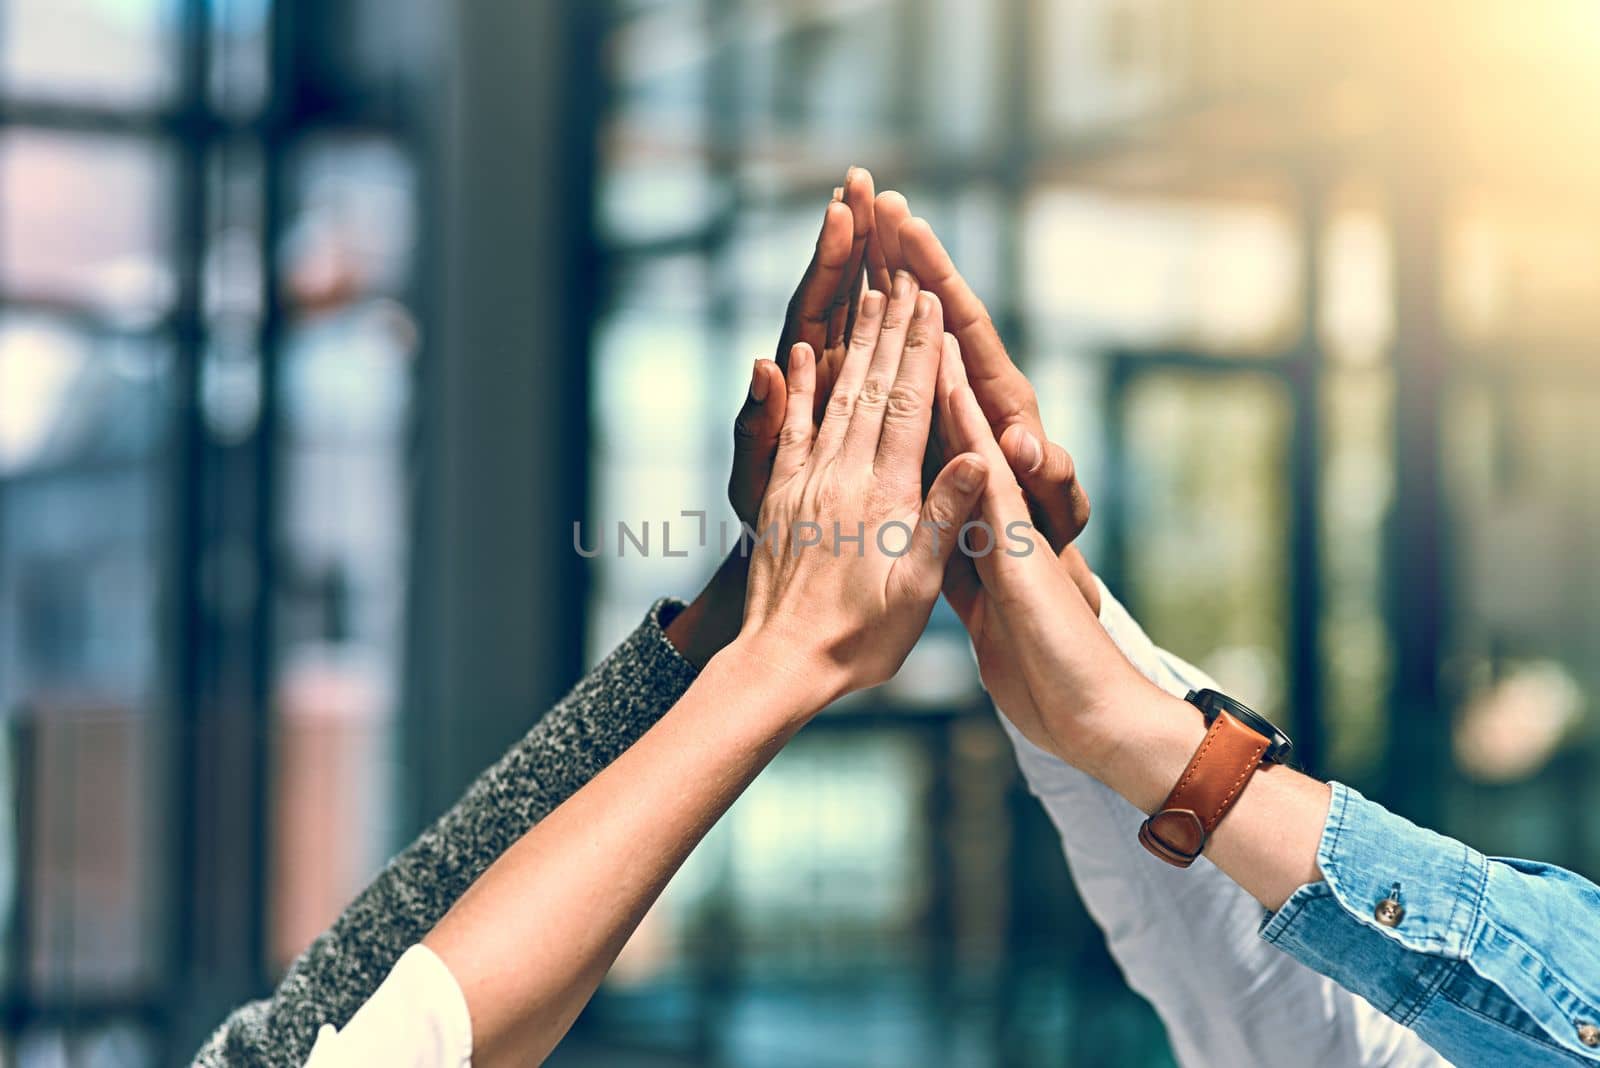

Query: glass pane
[1440,375,1600,880]
[0,466,168,1000]
[1023,188,1301,357]
[271,137,420,967]
[202,143,267,443]
[1320,367,1393,782]
[1320,204,1394,368]
[0,0,179,108]
[921,0,1001,150]
[0,314,171,476]
[270,302,416,968]
[600,3,722,244]
[1442,190,1600,351]
[281,135,417,313]
[1033,0,1184,136]
[588,255,720,653]
[1120,372,1292,719]
[210,0,272,116]
[737,0,898,146]
[598,729,938,1060]
[0,130,175,326]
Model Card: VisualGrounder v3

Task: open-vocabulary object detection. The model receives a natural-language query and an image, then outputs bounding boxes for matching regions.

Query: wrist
[707,635,836,731]
[1059,685,1209,812]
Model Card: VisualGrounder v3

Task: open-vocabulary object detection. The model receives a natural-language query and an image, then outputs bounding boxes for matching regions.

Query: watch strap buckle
[1138,808,1207,868]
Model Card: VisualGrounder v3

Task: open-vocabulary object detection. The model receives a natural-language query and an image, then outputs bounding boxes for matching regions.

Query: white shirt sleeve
[995,576,1450,1068]
[301,944,473,1068]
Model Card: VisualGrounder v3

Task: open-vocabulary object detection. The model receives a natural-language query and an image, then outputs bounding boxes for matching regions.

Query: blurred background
[3,0,1600,1065]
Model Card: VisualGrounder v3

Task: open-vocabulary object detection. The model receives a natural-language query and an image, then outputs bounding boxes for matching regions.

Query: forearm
[423,642,815,1067]
[1001,579,1448,1067]
[1070,685,1328,911]
[193,601,699,1068]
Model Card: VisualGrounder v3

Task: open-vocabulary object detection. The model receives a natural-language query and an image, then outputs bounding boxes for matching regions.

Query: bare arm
[421,275,986,1066]
[422,645,814,1065]
[938,360,1326,911]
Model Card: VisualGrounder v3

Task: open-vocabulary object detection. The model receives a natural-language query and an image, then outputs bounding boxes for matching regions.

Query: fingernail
[844,166,858,190]
[893,270,913,298]
[954,458,985,493]
[861,290,886,317]
[913,292,935,321]
[1014,429,1044,473]
[832,186,844,201]
[750,360,770,403]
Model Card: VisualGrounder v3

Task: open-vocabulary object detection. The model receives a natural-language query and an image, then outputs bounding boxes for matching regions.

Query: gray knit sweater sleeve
[192,599,700,1067]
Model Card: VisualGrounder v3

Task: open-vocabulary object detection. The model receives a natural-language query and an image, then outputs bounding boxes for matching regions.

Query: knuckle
[856,378,891,409]
[825,390,856,420]
[775,422,809,451]
[885,385,925,420]
[732,411,761,443]
[924,496,960,533]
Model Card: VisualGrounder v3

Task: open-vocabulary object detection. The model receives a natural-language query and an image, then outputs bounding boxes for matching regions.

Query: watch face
[1187,689,1295,765]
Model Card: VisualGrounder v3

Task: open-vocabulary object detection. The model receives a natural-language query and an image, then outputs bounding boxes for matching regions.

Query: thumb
[997,424,1091,553]
[894,452,987,605]
[728,359,787,526]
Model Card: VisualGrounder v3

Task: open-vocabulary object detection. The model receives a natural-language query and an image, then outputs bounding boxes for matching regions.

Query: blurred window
[589,4,1600,1065]
[0,0,434,1062]
[0,0,179,108]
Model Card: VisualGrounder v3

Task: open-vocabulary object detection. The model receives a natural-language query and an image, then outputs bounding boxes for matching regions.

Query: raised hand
[875,197,1099,613]
[729,168,880,526]
[935,353,1149,772]
[672,168,881,669]
[740,273,988,707]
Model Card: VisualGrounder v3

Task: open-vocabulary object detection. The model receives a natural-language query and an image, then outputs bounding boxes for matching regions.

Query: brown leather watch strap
[1138,710,1269,868]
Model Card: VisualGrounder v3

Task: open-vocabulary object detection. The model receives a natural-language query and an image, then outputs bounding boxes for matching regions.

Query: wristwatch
[1137,688,1294,868]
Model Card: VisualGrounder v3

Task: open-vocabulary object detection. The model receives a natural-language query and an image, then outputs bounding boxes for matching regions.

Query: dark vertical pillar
[168,0,294,1052]
[1286,169,1325,774]
[1383,161,1450,826]
[406,0,603,826]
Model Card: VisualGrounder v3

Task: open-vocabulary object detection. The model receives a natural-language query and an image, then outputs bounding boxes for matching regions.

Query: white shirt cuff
[302,944,473,1068]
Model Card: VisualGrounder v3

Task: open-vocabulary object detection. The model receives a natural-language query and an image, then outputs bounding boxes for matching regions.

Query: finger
[769,343,818,487]
[840,271,921,466]
[874,191,911,273]
[945,381,1031,534]
[931,361,984,625]
[813,286,861,423]
[935,328,970,411]
[891,452,987,605]
[898,215,1040,429]
[812,288,886,459]
[864,227,892,293]
[828,270,864,372]
[783,201,855,365]
[998,424,1091,552]
[929,331,972,486]
[870,290,944,478]
[830,167,877,350]
[729,358,788,521]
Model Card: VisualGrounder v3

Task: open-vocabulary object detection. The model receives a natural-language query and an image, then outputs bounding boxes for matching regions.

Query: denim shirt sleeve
[1262,782,1600,1066]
